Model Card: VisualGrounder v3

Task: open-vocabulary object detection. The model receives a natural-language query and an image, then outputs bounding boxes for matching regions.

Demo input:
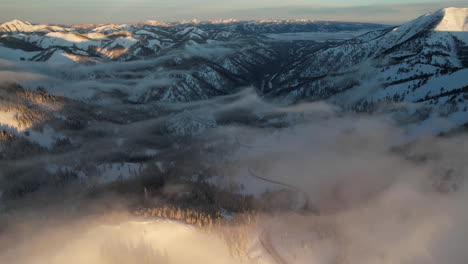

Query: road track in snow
[259,229,289,264]
[247,167,309,210]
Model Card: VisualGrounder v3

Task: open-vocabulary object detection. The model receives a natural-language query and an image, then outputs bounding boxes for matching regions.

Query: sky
[0,0,467,25]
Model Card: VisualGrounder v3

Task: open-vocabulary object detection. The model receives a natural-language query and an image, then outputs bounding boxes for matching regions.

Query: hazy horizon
[1,0,467,25]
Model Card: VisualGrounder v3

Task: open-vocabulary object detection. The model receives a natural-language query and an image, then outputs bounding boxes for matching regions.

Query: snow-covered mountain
[267,7,468,126]
[0,8,465,110]
[0,18,384,62]
[0,17,387,104]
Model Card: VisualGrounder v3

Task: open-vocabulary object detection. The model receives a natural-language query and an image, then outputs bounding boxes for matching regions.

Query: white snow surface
[434,7,468,32]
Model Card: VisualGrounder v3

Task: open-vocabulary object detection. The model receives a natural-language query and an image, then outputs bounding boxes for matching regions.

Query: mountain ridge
[2,7,464,34]
[0,18,387,34]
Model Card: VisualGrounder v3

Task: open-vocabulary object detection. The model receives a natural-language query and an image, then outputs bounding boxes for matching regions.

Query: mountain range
[0,8,465,106]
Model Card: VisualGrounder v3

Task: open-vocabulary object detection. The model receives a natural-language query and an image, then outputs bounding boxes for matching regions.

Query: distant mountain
[0,17,387,103]
[0,18,384,62]
[0,19,68,33]
[0,18,385,34]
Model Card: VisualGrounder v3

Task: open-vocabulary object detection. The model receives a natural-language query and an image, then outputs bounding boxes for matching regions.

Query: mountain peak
[4,19,31,24]
[434,7,468,32]
[0,19,34,32]
[1,19,32,27]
